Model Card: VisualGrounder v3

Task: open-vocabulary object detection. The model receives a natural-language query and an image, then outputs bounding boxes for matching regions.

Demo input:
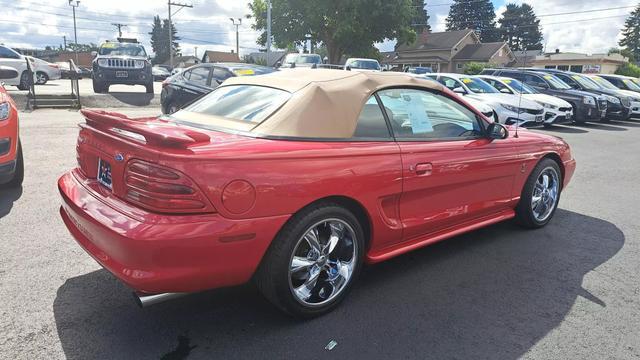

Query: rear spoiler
[81,109,210,148]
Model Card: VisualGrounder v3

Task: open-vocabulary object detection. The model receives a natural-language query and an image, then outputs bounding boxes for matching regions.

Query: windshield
[285,54,322,64]
[346,60,380,70]
[570,75,601,90]
[175,85,291,128]
[98,43,146,57]
[590,76,620,90]
[461,77,498,94]
[542,74,571,90]
[623,78,640,91]
[501,78,538,94]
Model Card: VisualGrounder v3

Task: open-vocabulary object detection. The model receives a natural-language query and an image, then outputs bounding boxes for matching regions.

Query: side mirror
[346,65,351,71]
[486,122,509,140]
[453,87,466,94]
[91,51,97,57]
[0,66,19,80]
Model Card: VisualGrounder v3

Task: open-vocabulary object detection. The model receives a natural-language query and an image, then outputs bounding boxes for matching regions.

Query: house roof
[452,42,507,61]
[202,50,240,63]
[396,29,474,52]
[165,55,199,65]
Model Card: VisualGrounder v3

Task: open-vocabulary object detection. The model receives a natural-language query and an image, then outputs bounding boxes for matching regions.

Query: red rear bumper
[58,170,289,293]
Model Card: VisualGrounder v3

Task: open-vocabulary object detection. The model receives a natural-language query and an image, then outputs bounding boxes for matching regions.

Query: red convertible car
[0,66,23,188]
[59,70,575,317]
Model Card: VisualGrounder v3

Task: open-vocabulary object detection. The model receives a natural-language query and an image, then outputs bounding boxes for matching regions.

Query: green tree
[411,0,431,33]
[247,0,418,64]
[608,47,636,63]
[149,16,181,64]
[67,43,98,52]
[446,0,499,42]
[619,4,640,61]
[498,3,542,51]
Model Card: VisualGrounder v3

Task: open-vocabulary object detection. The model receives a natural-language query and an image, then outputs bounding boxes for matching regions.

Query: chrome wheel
[531,168,559,222]
[288,219,357,307]
[36,72,47,84]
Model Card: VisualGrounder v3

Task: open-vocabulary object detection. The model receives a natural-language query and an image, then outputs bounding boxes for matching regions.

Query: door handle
[413,163,433,176]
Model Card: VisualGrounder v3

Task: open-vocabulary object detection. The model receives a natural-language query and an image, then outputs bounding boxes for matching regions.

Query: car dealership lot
[1,109,639,359]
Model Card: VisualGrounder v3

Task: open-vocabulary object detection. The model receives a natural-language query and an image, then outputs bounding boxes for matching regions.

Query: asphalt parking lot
[1,108,639,359]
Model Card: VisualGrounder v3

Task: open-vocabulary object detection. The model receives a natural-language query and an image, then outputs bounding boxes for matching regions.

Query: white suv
[0,45,36,90]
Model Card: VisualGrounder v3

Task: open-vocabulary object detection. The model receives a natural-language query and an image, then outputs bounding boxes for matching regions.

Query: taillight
[124,160,215,214]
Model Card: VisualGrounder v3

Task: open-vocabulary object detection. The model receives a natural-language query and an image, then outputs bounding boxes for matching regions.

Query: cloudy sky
[0,0,636,57]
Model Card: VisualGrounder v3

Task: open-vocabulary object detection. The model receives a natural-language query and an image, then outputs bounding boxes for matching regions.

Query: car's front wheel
[17,71,30,90]
[515,158,562,228]
[255,202,365,318]
[35,71,49,85]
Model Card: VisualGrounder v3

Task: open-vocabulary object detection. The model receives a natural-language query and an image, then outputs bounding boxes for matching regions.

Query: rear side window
[352,97,391,139]
[188,66,211,86]
[181,85,291,124]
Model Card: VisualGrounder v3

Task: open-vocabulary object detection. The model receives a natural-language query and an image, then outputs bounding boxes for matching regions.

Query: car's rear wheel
[17,71,30,90]
[515,158,562,228]
[35,71,49,85]
[3,141,24,188]
[255,202,365,318]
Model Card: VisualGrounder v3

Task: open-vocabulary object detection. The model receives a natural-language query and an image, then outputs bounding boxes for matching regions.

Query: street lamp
[68,0,80,64]
[229,18,242,57]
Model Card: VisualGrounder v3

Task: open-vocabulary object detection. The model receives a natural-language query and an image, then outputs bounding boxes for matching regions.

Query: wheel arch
[541,152,565,188]
[292,195,373,251]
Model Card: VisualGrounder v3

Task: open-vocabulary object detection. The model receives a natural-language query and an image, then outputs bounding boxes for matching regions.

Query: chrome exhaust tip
[133,292,186,307]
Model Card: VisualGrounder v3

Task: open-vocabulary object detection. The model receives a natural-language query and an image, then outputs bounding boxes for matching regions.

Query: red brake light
[124,160,215,214]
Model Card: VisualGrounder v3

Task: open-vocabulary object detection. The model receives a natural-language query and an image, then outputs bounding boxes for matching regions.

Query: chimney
[231,49,235,54]
[555,49,560,54]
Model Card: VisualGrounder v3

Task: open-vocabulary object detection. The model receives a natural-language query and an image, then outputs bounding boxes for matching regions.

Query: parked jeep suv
[92,40,153,93]
[486,69,606,123]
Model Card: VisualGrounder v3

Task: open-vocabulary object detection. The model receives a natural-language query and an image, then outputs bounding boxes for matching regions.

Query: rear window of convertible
[175,85,291,128]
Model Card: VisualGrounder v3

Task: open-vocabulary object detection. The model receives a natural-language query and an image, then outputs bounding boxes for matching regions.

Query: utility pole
[63,36,67,50]
[68,0,80,64]
[168,1,193,68]
[229,18,242,57]
[266,0,272,64]
[194,46,198,61]
[112,23,128,38]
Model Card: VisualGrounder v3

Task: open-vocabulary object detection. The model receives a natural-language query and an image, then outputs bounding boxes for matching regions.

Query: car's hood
[563,88,599,99]
[616,89,640,101]
[462,97,494,114]
[466,93,542,110]
[522,94,571,108]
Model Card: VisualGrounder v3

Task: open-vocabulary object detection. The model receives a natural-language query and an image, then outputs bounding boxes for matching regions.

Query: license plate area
[97,158,112,189]
[115,71,128,78]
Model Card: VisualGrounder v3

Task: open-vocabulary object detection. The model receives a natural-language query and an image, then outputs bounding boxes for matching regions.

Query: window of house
[352,96,392,139]
[544,65,556,69]
[569,65,583,73]
[376,88,482,140]
[557,65,570,71]
[457,63,463,69]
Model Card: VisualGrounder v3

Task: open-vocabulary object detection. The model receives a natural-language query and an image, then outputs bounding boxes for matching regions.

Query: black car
[160,63,275,114]
[526,69,631,121]
[485,69,606,123]
[92,39,153,93]
[597,74,640,93]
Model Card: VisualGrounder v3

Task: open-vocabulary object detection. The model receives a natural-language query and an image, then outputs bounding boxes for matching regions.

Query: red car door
[376,88,520,242]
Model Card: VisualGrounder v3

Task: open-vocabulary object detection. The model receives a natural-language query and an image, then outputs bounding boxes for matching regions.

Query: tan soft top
[184,69,443,138]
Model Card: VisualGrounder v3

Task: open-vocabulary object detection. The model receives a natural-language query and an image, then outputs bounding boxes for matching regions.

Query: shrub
[615,63,640,77]
[462,62,491,75]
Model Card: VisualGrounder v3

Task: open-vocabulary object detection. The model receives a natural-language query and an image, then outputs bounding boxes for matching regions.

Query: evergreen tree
[445,0,499,42]
[412,0,431,33]
[619,3,640,61]
[498,3,543,51]
[149,15,181,64]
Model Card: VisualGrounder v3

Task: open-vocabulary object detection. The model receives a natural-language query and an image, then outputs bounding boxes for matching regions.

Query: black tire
[3,141,24,188]
[255,202,365,318]
[92,79,107,93]
[17,71,30,90]
[515,158,562,229]
[145,82,154,94]
[35,71,49,85]
[543,123,553,128]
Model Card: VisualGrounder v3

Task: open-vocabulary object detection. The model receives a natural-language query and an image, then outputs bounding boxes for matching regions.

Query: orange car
[0,66,23,188]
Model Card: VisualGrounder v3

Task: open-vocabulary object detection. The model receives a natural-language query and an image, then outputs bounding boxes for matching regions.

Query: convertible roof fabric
[183,69,443,138]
